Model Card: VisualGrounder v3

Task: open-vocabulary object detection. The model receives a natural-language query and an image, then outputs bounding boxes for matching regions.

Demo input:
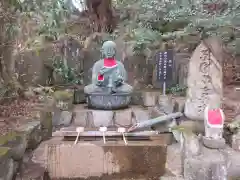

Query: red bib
[97,58,117,81]
[207,109,223,125]
[103,58,117,67]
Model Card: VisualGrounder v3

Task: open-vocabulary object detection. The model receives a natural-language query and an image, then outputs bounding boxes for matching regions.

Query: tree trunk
[0,1,23,100]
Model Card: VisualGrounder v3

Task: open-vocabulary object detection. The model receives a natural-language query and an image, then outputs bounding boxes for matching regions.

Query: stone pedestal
[202,136,226,149]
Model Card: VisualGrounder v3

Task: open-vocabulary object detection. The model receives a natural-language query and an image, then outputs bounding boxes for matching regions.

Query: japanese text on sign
[156,50,173,82]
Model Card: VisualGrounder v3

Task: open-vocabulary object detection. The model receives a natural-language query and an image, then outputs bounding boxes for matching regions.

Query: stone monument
[84,40,133,110]
[184,41,223,121]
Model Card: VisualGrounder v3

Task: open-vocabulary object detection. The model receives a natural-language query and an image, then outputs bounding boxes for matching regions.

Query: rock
[227,114,240,133]
[123,54,152,88]
[167,143,240,179]
[73,87,86,104]
[131,91,143,105]
[174,97,185,113]
[181,132,201,175]
[15,160,49,180]
[0,147,15,180]
[157,95,177,114]
[223,147,240,177]
[178,120,205,134]
[142,91,158,107]
[15,36,84,86]
[52,110,73,126]
[53,90,74,111]
[53,71,65,84]
[174,53,190,87]
[114,109,132,127]
[210,163,227,180]
[16,121,42,150]
[0,132,27,161]
[40,111,53,140]
[183,148,226,180]
[181,132,201,158]
[184,40,223,121]
[229,132,240,151]
[23,88,36,99]
[166,144,182,177]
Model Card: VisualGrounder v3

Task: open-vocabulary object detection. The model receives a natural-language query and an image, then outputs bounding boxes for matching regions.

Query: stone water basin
[31,136,169,179]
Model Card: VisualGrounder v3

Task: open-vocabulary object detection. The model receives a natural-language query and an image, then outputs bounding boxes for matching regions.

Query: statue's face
[101,41,117,58]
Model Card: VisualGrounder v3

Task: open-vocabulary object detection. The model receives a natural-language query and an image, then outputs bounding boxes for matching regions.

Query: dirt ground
[0,95,41,136]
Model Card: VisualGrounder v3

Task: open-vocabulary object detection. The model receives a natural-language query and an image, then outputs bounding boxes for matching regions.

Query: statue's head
[101,41,116,58]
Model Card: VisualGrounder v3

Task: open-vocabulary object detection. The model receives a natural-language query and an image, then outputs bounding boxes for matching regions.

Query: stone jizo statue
[202,95,225,149]
[84,40,133,110]
[84,40,133,94]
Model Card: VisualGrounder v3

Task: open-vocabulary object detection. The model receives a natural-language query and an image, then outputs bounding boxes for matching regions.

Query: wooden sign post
[156,50,174,95]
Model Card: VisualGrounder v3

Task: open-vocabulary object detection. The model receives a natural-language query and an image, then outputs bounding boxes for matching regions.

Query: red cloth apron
[207,109,223,125]
[97,58,117,81]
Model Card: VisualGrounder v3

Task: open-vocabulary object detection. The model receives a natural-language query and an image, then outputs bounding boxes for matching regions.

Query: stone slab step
[45,139,167,179]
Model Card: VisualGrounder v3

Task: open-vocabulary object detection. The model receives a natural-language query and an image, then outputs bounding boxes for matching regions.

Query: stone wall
[15,37,84,86]
[14,33,191,89]
[0,95,53,180]
[0,119,52,180]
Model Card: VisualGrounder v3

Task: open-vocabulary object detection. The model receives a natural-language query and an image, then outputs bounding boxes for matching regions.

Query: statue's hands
[99,67,107,75]
[115,75,124,86]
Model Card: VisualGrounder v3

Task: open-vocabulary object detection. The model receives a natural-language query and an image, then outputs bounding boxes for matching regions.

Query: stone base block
[142,91,158,107]
[45,140,167,179]
[202,136,226,149]
[52,110,73,127]
[72,105,153,129]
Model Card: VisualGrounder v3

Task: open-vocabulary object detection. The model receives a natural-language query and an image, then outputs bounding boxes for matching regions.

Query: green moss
[0,147,10,156]
[171,125,194,136]
[53,90,73,101]
[0,131,21,146]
